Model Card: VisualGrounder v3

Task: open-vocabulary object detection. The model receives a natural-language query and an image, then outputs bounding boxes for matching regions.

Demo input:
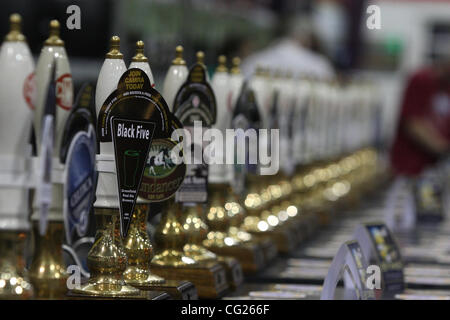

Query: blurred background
[1,1,450,300]
[1,0,450,150]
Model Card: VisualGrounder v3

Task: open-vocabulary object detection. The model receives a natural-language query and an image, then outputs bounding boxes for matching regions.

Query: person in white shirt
[241,15,334,79]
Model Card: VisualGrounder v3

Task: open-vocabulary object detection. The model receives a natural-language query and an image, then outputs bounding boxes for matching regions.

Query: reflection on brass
[0,231,33,299]
[241,146,380,255]
[123,204,165,286]
[279,180,293,200]
[204,204,235,247]
[72,208,140,297]
[203,185,244,243]
[151,201,197,267]
[182,204,217,262]
[261,206,281,229]
[226,200,253,243]
[29,221,67,299]
[228,198,245,227]
[180,198,243,289]
[242,179,280,234]
[240,173,304,255]
[106,36,123,59]
[151,203,228,299]
[5,13,26,42]
[204,188,265,274]
[44,20,64,47]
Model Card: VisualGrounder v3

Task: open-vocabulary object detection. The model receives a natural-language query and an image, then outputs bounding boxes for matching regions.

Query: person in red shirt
[390,61,450,177]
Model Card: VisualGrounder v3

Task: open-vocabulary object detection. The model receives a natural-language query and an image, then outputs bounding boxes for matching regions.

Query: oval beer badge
[139,138,186,202]
[23,72,36,110]
[64,126,96,243]
[56,73,73,110]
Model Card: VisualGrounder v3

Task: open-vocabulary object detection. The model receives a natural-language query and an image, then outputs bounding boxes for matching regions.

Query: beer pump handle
[37,60,57,235]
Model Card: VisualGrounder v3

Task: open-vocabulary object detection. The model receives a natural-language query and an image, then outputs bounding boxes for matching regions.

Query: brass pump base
[181,203,242,290]
[151,202,198,268]
[242,178,301,255]
[231,199,278,266]
[181,204,218,263]
[29,221,67,299]
[203,194,266,274]
[122,204,197,299]
[71,208,141,298]
[150,202,228,299]
[123,204,165,286]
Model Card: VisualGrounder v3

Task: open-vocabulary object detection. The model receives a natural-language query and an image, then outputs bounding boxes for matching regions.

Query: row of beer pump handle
[0,13,384,299]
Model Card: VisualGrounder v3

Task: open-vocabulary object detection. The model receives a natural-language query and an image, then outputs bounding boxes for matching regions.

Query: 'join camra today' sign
[97,68,185,236]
